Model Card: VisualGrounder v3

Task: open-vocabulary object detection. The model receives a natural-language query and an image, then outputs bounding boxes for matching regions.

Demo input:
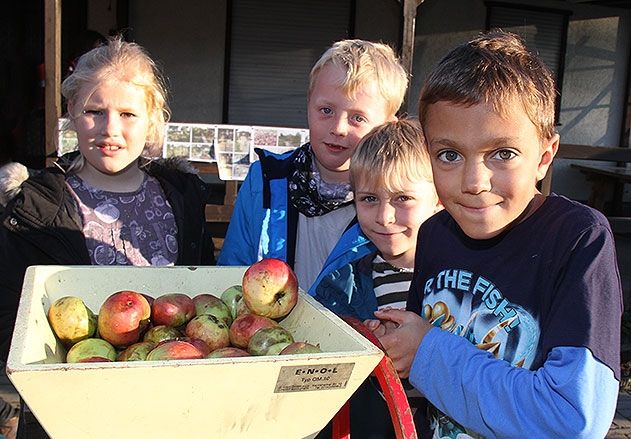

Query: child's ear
[536,133,559,180]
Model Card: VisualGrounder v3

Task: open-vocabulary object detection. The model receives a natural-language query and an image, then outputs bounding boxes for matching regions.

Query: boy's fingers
[362,319,380,331]
[373,308,410,325]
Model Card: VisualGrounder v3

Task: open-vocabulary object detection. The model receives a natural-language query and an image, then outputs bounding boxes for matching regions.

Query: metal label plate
[274,363,355,393]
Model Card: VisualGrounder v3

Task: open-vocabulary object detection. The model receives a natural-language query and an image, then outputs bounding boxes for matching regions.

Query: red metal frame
[331,317,418,439]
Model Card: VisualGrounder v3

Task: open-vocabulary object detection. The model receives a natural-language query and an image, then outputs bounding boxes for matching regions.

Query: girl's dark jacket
[0,155,215,361]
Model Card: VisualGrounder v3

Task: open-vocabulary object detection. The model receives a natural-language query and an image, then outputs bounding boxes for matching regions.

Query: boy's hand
[362,317,398,338]
[371,309,433,378]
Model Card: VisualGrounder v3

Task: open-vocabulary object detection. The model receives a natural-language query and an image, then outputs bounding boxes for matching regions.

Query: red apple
[185,314,230,352]
[280,341,322,355]
[206,347,251,358]
[193,294,233,326]
[48,296,97,346]
[247,326,294,356]
[242,258,298,319]
[66,338,117,363]
[146,340,205,361]
[117,341,157,361]
[97,290,151,348]
[229,314,279,348]
[151,293,195,327]
[143,325,183,344]
[265,342,292,356]
[185,337,212,357]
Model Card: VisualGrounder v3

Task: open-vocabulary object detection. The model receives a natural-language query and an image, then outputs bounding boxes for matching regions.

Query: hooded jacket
[0,155,215,360]
[217,146,375,295]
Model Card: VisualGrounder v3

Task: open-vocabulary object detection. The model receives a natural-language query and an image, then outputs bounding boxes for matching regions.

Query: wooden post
[401,0,424,114]
[44,0,61,166]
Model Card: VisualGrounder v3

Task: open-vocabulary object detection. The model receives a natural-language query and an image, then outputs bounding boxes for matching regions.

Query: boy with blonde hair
[219,40,409,296]
[366,30,622,438]
[316,118,439,319]
[315,117,439,439]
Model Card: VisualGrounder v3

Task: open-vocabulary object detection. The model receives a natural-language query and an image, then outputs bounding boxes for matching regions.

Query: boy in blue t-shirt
[366,30,622,438]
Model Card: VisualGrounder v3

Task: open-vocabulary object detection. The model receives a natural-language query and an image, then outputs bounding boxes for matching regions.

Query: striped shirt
[372,254,413,310]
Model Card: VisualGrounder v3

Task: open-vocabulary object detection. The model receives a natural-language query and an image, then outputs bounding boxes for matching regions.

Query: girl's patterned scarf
[287,144,353,217]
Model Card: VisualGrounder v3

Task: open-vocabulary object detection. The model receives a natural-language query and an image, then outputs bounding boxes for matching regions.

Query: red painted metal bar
[330,316,418,439]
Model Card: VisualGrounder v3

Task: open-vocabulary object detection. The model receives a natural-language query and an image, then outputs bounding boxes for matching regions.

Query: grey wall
[555,10,631,199]
[128,0,227,124]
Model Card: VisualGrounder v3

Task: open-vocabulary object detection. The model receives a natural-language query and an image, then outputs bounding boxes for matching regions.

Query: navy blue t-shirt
[408,194,621,376]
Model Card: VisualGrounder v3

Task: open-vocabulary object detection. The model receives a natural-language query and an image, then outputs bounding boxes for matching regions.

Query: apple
[98,290,151,348]
[185,337,212,357]
[185,314,230,352]
[151,293,196,327]
[247,326,294,356]
[220,285,243,320]
[146,340,205,361]
[235,297,250,317]
[143,325,183,344]
[280,341,322,355]
[141,293,155,308]
[229,313,279,348]
[47,296,97,346]
[206,347,251,358]
[66,338,117,363]
[265,342,292,356]
[117,341,157,361]
[242,258,298,319]
[193,294,233,326]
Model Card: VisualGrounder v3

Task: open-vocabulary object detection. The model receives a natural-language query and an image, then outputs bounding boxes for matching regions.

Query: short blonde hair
[62,35,170,166]
[350,118,434,196]
[309,39,409,118]
[419,30,556,141]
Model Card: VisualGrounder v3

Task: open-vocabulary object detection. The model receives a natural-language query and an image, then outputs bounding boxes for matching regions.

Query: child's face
[423,100,558,240]
[355,177,438,269]
[308,64,392,183]
[71,78,150,176]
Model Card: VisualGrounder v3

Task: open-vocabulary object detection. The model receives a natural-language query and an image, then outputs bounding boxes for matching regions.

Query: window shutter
[228,0,352,127]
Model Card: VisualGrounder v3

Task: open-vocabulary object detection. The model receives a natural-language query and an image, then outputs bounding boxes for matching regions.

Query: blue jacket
[314,252,379,320]
[217,146,376,295]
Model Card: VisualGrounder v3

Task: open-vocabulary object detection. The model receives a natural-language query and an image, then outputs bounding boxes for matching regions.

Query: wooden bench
[541,143,631,235]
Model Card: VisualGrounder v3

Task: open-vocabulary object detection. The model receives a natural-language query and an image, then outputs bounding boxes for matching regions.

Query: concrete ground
[608,391,631,438]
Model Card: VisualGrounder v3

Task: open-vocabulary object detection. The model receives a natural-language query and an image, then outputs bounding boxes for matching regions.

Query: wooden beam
[44,0,61,166]
[401,0,424,113]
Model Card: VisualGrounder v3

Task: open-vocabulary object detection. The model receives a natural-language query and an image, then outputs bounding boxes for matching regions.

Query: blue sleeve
[217,164,263,266]
[410,328,618,438]
[313,265,361,319]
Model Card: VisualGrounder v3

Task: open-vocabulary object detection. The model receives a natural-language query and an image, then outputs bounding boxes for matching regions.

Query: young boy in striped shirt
[315,118,440,319]
[314,118,440,438]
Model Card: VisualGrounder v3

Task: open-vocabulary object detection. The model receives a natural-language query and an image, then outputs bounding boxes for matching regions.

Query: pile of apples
[46,258,322,363]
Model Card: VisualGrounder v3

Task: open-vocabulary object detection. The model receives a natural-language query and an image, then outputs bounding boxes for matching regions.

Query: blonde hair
[61,35,170,171]
[309,39,409,118]
[350,118,434,197]
[419,30,556,141]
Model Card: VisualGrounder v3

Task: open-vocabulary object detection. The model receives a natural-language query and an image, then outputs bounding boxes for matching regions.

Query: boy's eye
[359,195,377,203]
[82,109,101,116]
[396,194,413,203]
[437,150,461,163]
[121,112,136,118]
[352,114,367,124]
[319,107,332,115]
[493,149,517,161]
